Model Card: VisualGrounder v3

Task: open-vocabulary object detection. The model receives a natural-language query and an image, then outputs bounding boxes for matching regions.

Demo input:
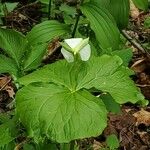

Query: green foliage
[0,2,18,25]
[100,94,121,114]
[0,117,17,148]
[4,2,18,13]
[0,54,18,76]
[0,0,148,148]
[132,0,149,11]
[0,21,70,77]
[26,20,70,46]
[109,0,130,29]
[0,28,28,67]
[81,2,120,51]
[106,134,119,150]
[144,16,150,28]
[16,55,146,143]
[111,48,133,67]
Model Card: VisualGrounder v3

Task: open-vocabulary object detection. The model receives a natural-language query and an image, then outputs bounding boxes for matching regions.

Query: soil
[0,2,150,150]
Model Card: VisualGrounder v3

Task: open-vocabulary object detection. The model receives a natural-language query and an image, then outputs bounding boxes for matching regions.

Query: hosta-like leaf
[23,44,47,71]
[132,0,148,11]
[0,54,18,76]
[18,55,145,104]
[27,20,70,45]
[0,118,16,147]
[109,0,130,29]
[90,0,110,8]
[81,2,120,50]
[0,28,28,67]
[16,83,107,143]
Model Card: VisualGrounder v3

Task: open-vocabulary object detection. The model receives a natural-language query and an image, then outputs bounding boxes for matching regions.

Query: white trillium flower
[60,38,91,63]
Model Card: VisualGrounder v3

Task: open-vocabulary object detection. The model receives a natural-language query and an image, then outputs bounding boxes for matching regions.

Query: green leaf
[18,55,145,104]
[23,44,47,71]
[0,119,16,147]
[60,4,76,17]
[90,0,110,8]
[0,54,18,76]
[109,0,130,29]
[81,2,120,50]
[144,16,150,28]
[26,20,70,46]
[111,48,133,66]
[132,0,148,11]
[5,2,18,13]
[0,28,28,67]
[38,0,49,4]
[76,56,144,104]
[100,94,121,114]
[16,83,107,143]
[106,134,119,149]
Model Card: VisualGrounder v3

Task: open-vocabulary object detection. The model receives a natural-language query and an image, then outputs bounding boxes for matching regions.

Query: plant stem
[71,0,85,38]
[71,13,80,38]
[70,141,75,150]
[48,0,52,20]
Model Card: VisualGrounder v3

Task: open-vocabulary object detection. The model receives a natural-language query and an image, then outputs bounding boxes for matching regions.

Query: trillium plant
[0,0,149,149]
[60,38,91,62]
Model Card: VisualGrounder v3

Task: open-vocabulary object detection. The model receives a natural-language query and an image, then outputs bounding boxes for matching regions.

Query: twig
[136,84,150,87]
[17,2,38,10]
[121,30,147,54]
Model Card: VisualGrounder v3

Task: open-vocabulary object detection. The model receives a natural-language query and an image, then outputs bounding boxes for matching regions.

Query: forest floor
[0,2,150,150]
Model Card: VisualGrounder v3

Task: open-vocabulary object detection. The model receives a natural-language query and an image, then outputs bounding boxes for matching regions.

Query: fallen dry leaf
[131,58,146,73]
[133,109,150,126]
[130,0,140,19]
[0,76,15,98]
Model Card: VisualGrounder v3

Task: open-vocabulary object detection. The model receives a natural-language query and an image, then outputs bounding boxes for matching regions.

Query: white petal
[64,38,82,49]
[61,48,74,63]
[79,44,91,61]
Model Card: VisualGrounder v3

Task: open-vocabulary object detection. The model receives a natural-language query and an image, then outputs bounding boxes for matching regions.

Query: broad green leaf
[0,119,16,147]
[81,2,120,50]
[18,55,145,104]
[132,0,148,11]
[76,56,144,104]
[106,134,119,149]
[90,0,110,8]
[23,44,47,71]
[18,60,83,90]
[100,94,121,114]
[0,54,18,76]
[26,20,70,46]
[0,28,28,67]
[109,0,130,29]
[112,48,133,66]
[16,83,107,143]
